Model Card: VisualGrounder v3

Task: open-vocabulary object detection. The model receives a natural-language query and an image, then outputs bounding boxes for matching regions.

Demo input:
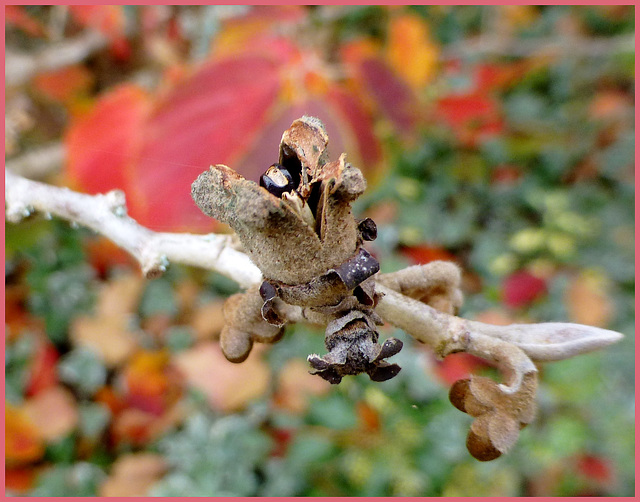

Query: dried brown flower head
[192,116,402,383]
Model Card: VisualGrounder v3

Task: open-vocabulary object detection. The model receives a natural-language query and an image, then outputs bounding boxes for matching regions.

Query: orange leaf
[386,14,439,90]
[95,386,127,416]
[32,65,94,104]
[123,350,182,415]
[173,342,269,412]
[565,271,614,327]
[400,244,457,264]
[5,403,45,466]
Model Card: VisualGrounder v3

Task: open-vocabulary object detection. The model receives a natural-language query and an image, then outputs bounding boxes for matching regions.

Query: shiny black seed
[260,163,298,198]
[259,280,278,301]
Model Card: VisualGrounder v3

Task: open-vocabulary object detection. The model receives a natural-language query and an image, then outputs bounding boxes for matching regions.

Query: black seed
[259,280,278,301]
[260,164,298,197]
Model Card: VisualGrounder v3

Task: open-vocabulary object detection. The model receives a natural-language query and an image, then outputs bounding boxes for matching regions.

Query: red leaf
[475,63,521,93]
[358,57,419,133]
[501,270,547,308]
[269,428,294,458]
[65,35,383,233]
[436,92,503,147]
[575,454,614,484]
[131,54,281,231]
[5,467,38,494]
[327,86,383,170]
[65,84,151,197]
[25,340,59,397]
[234,96,381,186]
[491,164,522,186]
[433,353,490,386]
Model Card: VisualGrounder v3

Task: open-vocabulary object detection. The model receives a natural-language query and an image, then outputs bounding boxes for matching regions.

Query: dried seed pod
[192,116,402,383]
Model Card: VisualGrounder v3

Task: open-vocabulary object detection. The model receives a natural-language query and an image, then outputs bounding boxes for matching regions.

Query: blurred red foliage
[501,270,547,308]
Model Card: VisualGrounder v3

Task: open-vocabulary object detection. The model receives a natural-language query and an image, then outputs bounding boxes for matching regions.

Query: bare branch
[4,169,262,287]
[375,284,623,364]
[5,169,623,371]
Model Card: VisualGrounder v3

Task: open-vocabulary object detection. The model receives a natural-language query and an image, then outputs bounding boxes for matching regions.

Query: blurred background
[5,5,634,496]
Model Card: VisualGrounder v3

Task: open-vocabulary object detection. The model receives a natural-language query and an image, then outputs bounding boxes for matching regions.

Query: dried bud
[449,372,538,461]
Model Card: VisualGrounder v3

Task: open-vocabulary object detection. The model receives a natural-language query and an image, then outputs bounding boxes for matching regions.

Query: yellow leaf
[5,403,45,466]
[386,14,439,90]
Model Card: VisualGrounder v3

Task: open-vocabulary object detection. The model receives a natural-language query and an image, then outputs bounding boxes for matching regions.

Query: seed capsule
[260,163,299,198]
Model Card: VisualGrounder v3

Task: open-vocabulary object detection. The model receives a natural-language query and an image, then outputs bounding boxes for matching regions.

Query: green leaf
[30,463,106,497]
[57,348,107,397]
